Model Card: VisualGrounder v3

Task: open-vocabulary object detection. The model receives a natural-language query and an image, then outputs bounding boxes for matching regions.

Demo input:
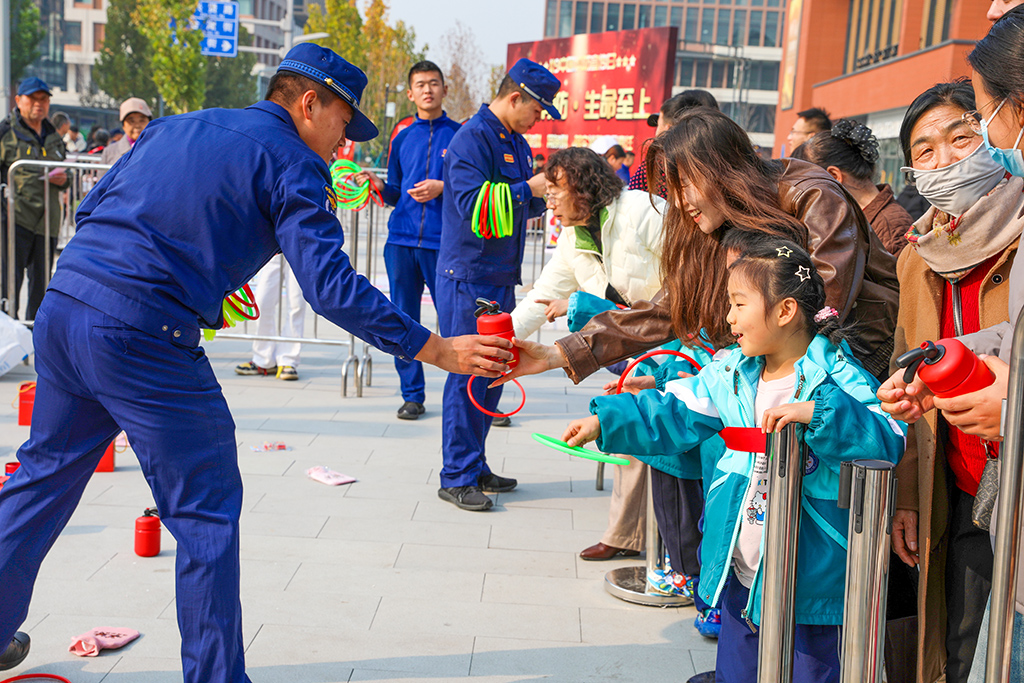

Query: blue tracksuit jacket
[382,112,460,250]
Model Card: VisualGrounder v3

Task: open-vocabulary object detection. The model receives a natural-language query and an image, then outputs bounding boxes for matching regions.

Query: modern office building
[773,0,989,189]
[543,0,786,151]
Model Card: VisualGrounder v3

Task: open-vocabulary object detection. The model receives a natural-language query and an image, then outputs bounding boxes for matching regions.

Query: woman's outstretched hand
[489,337,568,388]
[562,415,602,447]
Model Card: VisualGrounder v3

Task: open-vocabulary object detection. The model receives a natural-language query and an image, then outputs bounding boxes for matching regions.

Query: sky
[385,0,547,68]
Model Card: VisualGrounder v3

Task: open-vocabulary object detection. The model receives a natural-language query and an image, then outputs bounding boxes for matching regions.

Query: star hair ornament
[795,266,811,282]
[776,246,793,258]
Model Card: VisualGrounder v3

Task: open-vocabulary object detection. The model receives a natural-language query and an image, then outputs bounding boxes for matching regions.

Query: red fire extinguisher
[474,298,519,368]
[135,507,161,557]
[896,338,995,398]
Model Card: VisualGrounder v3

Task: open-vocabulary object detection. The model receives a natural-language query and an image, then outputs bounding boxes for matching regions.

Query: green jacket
[0,109,69,236]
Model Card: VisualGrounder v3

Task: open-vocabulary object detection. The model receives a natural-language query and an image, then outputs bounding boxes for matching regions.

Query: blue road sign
[195,1,239,57]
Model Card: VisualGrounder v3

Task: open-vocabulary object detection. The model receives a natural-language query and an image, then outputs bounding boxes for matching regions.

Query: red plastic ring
[1,675,74,683]
[466,374,525,418]
[616,349,704,396]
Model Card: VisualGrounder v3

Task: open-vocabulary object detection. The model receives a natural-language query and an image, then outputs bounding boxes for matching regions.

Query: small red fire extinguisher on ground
[135,507,161,557]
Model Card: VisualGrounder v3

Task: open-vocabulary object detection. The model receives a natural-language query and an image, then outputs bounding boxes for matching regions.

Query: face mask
[981,98,1024,177]
[901,142,1006,217]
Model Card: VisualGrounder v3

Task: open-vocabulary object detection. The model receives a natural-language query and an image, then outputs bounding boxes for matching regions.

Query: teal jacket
[590,335,906,626]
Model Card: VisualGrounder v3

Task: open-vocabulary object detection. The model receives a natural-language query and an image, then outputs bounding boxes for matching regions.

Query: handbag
[972,443,1000,531]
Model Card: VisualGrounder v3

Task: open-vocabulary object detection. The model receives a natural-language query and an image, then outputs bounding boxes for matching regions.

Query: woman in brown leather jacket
[504,108,899,385]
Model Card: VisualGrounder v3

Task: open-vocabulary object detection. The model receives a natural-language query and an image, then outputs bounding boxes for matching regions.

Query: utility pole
[1,0,11,117]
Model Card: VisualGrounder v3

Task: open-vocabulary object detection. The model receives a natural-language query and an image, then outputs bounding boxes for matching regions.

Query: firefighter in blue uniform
[435,59,561,511]
[0,45,511,682]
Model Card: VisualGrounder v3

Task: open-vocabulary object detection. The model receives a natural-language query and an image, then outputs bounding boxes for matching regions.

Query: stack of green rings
[329,159,382,211]
[203,284,260,341]
[471,181,513,239]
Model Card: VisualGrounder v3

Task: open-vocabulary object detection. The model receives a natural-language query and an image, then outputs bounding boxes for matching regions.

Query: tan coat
[892,238,1018,683]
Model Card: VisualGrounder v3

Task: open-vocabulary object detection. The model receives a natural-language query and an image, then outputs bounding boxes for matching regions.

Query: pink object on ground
[306,466,356,486]
[69,627,140,656]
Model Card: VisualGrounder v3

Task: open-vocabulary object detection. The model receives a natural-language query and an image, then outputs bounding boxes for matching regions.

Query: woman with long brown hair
[506,108,899,386]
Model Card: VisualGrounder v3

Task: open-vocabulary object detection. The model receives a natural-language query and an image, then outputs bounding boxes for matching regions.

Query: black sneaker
[479,472,517,493]
[438,485,493,511]
[0,631,30,671]
[397,401,426,420]
[491,415,512,427]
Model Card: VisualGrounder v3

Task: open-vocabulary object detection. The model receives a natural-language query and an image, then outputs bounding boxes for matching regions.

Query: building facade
[774,0,989,190]
[543,0,786,150]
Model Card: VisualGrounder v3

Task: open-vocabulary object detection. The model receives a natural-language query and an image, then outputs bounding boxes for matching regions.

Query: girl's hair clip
[795,266,811,282]
[814,306,839,323]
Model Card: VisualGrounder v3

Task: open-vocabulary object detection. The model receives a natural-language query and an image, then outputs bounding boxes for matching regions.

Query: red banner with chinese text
[507,26,677,157]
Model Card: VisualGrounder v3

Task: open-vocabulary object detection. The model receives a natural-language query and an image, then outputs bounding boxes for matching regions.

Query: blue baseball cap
[17,77,51,97]
[507,59,562,120]
[277,44,378,142]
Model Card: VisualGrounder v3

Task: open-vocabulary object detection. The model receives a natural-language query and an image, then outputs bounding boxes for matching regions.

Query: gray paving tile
[411,498,574,531]
[245,623,474,677]
[395,543,576,579]
[317,516,491,548]
[290,562,485,603]
[371,596,581,642]
[579,604,707,647]
[470,636,699,680]
[481,572,618,609]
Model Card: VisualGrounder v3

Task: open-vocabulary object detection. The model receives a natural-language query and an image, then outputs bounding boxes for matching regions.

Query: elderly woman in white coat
[511,146,665,561]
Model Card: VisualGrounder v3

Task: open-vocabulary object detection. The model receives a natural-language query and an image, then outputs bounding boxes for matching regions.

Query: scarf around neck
[906,174,1024,282]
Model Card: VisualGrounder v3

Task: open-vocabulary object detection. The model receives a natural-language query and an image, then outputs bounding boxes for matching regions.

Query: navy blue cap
[507,58,562,120]
[277,44,378,142]
[17,77,51,97]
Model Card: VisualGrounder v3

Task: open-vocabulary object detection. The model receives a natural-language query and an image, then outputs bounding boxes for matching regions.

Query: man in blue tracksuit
[360,61,461,420]
[0,45,511,682]
[434,59,560,511]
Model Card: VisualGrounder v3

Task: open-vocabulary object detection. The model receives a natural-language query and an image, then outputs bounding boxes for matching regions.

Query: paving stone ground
[0,230,717,681]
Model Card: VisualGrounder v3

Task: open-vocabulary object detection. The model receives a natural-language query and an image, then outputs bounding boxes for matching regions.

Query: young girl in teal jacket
[563,239,906,683]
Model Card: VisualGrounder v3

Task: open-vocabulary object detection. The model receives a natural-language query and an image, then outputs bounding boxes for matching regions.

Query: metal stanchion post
[604,464,692,607]
[359,200,374,388]
[757,423,807,683]
[341,209,361,397]
[838,460,897,683]
[986,307,1024,681]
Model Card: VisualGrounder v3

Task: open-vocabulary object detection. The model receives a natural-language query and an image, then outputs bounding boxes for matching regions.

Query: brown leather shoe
[579,542,641,561]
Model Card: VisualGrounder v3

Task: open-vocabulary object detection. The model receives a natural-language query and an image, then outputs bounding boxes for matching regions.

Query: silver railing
[4,157,113,319]
[838,459,897,683]
[986,305,1024,681]
[758,423,807,683]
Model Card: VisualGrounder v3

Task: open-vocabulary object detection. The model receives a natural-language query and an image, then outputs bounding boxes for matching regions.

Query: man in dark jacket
[0,77,70,319]
[359,61,462,420]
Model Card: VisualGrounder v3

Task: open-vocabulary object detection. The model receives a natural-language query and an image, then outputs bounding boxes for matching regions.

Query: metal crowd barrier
[4,157,113,319]
[986,306,1024,681]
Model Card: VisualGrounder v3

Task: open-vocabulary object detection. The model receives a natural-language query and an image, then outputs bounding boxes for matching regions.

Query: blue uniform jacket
[48,100,430,360]
[591,336,907,626]
[382,112,460,251]
[437,104,546,286]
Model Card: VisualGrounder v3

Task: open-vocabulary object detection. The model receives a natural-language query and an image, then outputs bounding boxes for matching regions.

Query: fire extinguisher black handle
[474,298,501,318]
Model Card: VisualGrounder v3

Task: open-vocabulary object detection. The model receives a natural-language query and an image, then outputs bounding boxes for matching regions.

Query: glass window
[751,0,764,5]
[591,2,604,31]
[546,0,558,36]
[701,7,714,41]
[678,57,694,86]
[748,9,762,45]
[731,9,746,45]
[575,1,589,33]
[670,6,682,26]
[711,61,726,87]
[638,3,651,27]
[560,0,573,36]
[767,0,780,5]
[716,8,730,44]
[65,20,82,45]
[622,3,636,29]
[764,10,778,46]
[607,3,620,29]
[654,5,667,25]
[685,7,698,40]
[695,59,710,87]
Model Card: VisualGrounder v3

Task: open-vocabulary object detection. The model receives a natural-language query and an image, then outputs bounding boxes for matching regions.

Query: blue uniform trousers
[434,275,514,488]
[717,572,841,683]
[0,292,249,683]
[383,243,438,404]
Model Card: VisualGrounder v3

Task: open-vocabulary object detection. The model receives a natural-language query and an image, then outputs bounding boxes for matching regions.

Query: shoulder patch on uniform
[441,148,447,157]
[503,153,514,163]
[804,452,819,476]
[499,133,506,139]
[324,184,338,213]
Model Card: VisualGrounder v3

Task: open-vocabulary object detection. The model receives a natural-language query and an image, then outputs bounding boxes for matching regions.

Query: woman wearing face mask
[791,119,914,254]
[877,79,1020,683]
